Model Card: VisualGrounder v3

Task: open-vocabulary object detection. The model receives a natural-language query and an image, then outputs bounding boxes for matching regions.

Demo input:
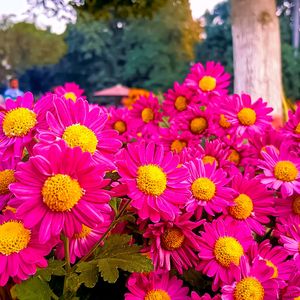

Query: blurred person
[4,78,24,100]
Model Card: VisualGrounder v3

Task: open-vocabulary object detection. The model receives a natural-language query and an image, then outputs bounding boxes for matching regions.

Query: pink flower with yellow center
[222,174,275,235]
[0,92,42,160]
[178,105,212,137]
[125,271,190,300]
[37,97,122,170]
[282,105,300,142]
[184,158,234,217]
[257,145,300,198]
[250,240,295,288]
[0,211,56,286]
[221,256,279,300]
[282,273,300,300]
[0,158,20,211]
[185,61,230,97]
[275,193,300,221]
[54,82,86,102]
[220,94,273,138]
[10,141,111,243]
[129,93,162,135]
[116,141,189,222]
[143,213,204,273]
[197,218,253,290]
[163,82,197,119]
[56,211,113,263]
[105,107,135,143]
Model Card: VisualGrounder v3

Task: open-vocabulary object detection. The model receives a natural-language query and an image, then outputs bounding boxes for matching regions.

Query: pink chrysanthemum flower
[129,93,162,134]
[0,92,42,160]
[163,82,197,119]
[56,212,112,263]
[196,139,230,169]
[185,61,230,97]
[257,145,300,198]
[222,174,275,235]
[0,158,20,211]
[143,213,204,273]
[159,125,198,161]
[220,94,273,137]
[54,82,86,102]
[105,107,134,143]
[221,256,279,300]
[116,142,189,222]
[279,215,300,259]
[10,142,111,243]
[184,158,233,217]
[125,271,190,300]
[0,211,55,286]
[250,240,295,288]
[275,193,300,220]
[37,97,122,169]
[197,218,253,290]
[178,105,213,138]
[282,105,300,142]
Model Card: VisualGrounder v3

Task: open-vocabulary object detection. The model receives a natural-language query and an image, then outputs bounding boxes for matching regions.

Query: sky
[1,0,223,34]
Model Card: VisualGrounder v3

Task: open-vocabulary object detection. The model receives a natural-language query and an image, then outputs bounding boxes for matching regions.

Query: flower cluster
[1,61,300,300]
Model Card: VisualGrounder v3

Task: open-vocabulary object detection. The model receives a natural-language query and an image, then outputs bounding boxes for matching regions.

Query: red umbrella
[93,84,129,97]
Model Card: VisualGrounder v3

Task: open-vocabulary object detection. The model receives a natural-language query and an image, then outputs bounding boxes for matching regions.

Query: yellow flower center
[0,169,16,195]
[2,108,37,138]
[113,120,127,134]
[174,96,187,111]
[265,260,278,279]
[42,174,83,212]
[202,155,218,166]
[0,221,31,255]
[219,114,231,128]
[74,224,91,239]
[141,108,154,123]
[191,177,216,201]
[62,124,98,154]
[294,122,300,135]
[237,108,257,126]
[234,277,264,300]
[227,149,240,165]
[190,117,208,134]
[294,297,300,300]
[214,236,244,267]
[144,289,171,300]
[170,139,187,153]
[199,76,217,92]
[64,92,77,102]
[161,227,185,251]
[274,161,298,182]
[137,164,167,196]
[229,194,253,220]
[292,196,300,215]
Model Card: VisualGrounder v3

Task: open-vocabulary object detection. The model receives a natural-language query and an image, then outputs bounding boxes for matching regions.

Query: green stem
[70,198,131,271]
[63,236,71,295]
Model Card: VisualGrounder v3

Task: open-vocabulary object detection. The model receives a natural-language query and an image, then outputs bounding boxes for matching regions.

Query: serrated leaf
[76,261,98,288]
[36,258,66,281]
[96,234,153,283]
[12,277,53,300]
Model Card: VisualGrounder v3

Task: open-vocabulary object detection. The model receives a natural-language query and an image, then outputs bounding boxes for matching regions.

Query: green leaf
[11,277,53,300]
[96,234,153,283]
[76,261,98,288]
[109,197,121,214]
[36,258,66,281]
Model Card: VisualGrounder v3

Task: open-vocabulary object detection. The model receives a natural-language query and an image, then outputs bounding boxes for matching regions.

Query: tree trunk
[231,0,283,116]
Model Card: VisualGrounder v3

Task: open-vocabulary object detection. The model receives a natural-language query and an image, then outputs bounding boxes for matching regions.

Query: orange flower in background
[122,88,150,109]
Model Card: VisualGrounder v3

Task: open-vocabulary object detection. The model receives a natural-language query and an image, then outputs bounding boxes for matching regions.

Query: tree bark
[231,0,283,116]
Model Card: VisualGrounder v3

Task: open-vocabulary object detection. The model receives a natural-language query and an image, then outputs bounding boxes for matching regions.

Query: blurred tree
[0,22,67,82]
[197,0,300,101]
[21,0,200,97]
